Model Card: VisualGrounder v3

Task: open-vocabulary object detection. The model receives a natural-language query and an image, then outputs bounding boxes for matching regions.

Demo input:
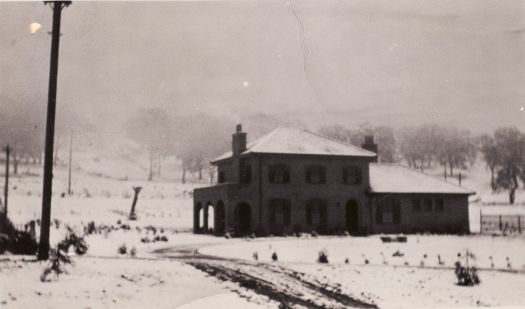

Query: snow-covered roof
[369,163,474,195]
[212,127,377,163]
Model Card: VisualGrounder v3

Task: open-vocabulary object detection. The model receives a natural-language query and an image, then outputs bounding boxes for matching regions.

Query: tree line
[319,123,525,204]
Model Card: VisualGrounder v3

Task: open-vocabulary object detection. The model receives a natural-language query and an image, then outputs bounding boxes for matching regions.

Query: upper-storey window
[305,165,326,184]
[342,166,362,185]
[218,171,226,183]
[269,164,290,184]
[239,159,251,184]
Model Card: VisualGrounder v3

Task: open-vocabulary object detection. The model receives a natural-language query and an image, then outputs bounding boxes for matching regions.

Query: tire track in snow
[156,245,378,309]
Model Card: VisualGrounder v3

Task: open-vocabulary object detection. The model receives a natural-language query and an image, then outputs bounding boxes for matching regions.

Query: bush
[59,227,88,255]
[455,261,480,286]
[271,252,278,262]
[130,247,137,258]
[317,250,329,264]
[252,251,258,261]
[41,248,71,282]
[118,244,127,255]
[1,215,37,255]
[311,230,319,237]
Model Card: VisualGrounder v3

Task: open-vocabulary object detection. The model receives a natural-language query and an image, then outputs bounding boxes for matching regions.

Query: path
[155,244,378,309]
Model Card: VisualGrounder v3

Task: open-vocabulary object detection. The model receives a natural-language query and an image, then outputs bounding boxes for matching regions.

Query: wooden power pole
[38,1,71,260]
[67,130,73,195]
[3,145,10,218]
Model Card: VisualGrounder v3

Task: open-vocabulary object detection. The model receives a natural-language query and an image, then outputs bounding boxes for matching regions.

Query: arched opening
[235,202,251,236]
[346,199,359,233]
[199,207,205,231]
[194,202,202,233]
[215,200,226,235]
[206,202,214,234]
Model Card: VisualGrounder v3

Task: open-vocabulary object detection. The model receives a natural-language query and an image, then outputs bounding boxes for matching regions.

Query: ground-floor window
[376,198,401,225]
[306,199,327,227]
[270,199,291,226]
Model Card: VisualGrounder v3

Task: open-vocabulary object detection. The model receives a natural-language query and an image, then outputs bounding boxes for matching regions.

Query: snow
[369,163,474,194]
[199,235,525,308]
[212,127,376,162]
[0,256,270,309]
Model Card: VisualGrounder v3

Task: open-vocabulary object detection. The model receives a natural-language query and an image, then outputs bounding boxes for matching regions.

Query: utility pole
[38,1,71,260]
[3,145,10,218]
[67,130,73,195]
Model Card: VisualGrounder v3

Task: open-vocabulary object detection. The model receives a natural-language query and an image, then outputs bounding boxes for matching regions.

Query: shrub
[455,261,480,286]
[41,248,71,282]
[317,250,329,264]
[271,252,278,262]
[58,227,88,255]
[118,244,127,255]
[252,251,259,261]
[311,230,319,237]
[345,258,349,264]
[130,247,137,258]
[85,221,96,235]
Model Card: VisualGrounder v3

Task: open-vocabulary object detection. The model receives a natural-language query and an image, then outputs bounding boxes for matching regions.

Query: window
[270,199,291,226]
[218,171,226,183]
[306,199,327,227]
[343,166,362,185]
[435,198,444,212]
[423,198,433,212]
[239,159,251,184]
[269,164,290,184]
[412,199,421,212]
[305,165,326,184]
[376,198,401,225]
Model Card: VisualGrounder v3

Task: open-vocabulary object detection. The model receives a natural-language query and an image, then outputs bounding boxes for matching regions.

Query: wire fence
[480,213,523,234]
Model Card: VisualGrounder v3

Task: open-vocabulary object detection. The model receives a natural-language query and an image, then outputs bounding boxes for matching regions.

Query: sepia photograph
[1,0,525,308]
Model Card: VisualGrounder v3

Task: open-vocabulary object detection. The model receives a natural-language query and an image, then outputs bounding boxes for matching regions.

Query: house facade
[193,125,474,236]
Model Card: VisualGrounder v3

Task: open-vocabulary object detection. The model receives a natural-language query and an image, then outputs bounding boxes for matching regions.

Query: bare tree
[480,134,499,192]
[492,127,525,204]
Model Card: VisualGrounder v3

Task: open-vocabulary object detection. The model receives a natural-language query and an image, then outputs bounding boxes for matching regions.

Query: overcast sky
[1,0,524,133]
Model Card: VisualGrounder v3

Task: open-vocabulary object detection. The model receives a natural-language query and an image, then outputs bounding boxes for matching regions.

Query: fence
[480,213,523,234]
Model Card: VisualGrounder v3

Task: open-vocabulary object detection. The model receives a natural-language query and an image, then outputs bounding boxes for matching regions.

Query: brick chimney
[232,124,247,156]
[362,135,378,162]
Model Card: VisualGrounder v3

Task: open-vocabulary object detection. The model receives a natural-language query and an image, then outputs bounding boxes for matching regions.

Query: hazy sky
[1,0,524,133]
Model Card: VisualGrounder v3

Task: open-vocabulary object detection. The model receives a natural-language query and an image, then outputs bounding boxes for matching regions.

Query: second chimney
[362,135,378,162]
[232,124,247,156]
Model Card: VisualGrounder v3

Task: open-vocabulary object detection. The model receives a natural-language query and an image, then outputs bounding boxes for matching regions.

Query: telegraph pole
[67,130,73,195]
[3,145,10,218]
[38,1,71,260]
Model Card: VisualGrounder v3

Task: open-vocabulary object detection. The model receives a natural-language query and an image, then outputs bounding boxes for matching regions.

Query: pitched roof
[369,163,474,195]
[212,127,377,163]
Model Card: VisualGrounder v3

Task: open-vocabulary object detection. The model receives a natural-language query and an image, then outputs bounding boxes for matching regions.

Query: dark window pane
[412,199,421,212]
[269,164,290,184]
[376,202,383,224]
[423,198,433,212]
[393,199,401,224]
[218,171,225,183]
[306,166,326,184]
[343,166,362,185]
[435,199,444,212]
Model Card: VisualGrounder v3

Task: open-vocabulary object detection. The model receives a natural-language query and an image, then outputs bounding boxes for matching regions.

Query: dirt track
[155,245,378,309]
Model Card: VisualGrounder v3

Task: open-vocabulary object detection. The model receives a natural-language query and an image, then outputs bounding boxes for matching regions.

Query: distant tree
[435,127,477,177]
[492,127,525,204]
[318,125,352,144]
[319,123,397,163]
[479,134,499,192]
[171,113,230,184]
[399,124,443,170]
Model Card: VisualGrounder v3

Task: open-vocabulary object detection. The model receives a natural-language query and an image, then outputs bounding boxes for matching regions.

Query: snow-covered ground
[2,151,525,308]
[199,235,525,308]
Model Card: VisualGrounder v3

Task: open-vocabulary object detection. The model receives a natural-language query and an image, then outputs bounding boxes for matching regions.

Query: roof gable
[369,163,474,195]
[212,127,377,163]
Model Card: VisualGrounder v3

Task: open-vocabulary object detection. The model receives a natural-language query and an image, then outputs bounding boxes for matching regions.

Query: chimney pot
[232,124,247,156]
